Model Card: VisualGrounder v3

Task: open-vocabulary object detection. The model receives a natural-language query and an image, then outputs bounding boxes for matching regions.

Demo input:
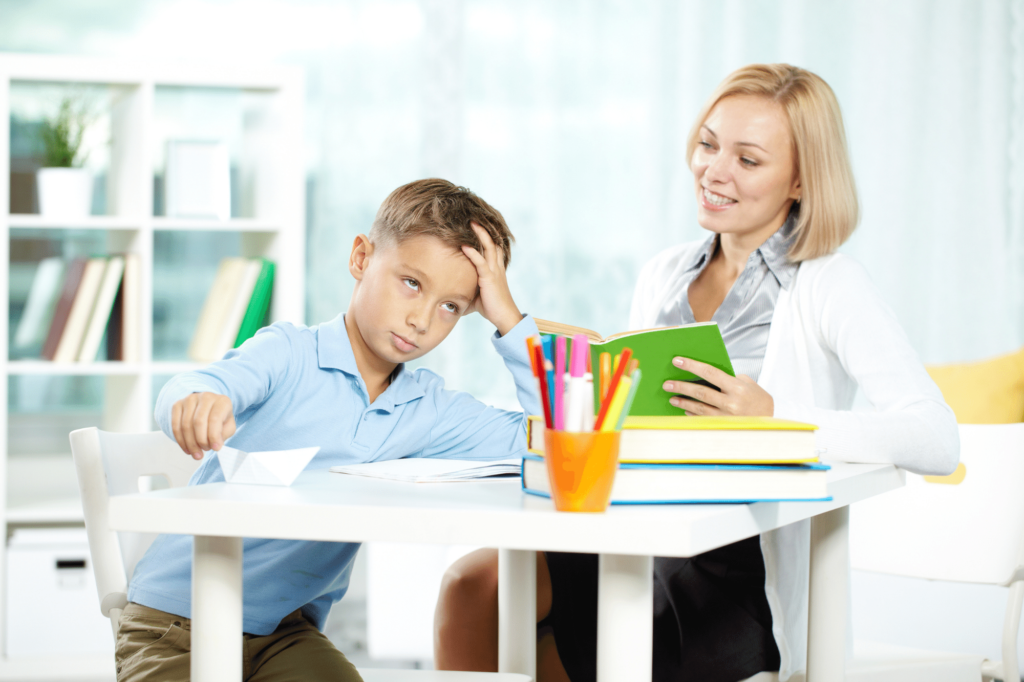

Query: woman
[434,64,958,682]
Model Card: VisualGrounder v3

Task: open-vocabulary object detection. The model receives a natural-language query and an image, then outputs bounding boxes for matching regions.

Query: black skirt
[543,536,780,682]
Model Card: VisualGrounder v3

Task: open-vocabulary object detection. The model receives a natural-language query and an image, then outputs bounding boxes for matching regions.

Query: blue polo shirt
[128,312,541,635]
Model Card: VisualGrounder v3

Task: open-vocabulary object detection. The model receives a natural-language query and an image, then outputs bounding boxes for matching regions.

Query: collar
[316,313,425,409]
[757,209,798,290]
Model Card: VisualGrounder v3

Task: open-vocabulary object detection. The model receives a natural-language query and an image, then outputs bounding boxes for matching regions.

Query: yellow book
[527,415,818,464]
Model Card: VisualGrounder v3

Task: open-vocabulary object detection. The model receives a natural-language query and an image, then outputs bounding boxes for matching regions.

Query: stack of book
[523,415,828,503]
[188,257,275,363]
[14,255,140,363]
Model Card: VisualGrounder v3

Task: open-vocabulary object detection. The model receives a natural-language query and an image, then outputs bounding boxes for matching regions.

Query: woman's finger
[672,356,736,388]
[669,395,722,416]
[663,379,726,409]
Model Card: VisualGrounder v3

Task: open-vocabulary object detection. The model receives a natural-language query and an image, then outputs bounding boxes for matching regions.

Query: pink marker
[554,335,567,431]
[564,334,591,431]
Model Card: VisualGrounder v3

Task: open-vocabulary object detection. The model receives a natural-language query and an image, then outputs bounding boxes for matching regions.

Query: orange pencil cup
[543,430,621,512]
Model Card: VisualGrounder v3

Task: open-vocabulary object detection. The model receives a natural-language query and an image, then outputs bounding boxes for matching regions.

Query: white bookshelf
[0,53,304,679]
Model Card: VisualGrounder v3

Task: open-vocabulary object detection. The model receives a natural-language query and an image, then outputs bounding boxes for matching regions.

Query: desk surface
[108,462,903,557]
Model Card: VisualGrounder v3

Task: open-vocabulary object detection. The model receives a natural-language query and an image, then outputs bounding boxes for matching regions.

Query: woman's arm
[771,255,959,476]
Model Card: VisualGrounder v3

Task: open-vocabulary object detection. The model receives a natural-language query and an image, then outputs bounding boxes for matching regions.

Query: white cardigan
[629,242,959,680]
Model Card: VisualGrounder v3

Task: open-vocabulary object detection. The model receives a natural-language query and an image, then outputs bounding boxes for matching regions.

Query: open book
[330,458,521,483]
[535,318,734,417]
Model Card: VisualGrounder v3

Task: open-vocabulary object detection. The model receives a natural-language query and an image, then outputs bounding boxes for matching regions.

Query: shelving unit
[0,53,304,679]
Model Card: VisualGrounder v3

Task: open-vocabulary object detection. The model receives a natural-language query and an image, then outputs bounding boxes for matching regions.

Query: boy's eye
[442,302,459,314]
[403,278,419,291]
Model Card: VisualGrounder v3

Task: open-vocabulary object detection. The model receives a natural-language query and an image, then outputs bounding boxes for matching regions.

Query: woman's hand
[662,357,774,417]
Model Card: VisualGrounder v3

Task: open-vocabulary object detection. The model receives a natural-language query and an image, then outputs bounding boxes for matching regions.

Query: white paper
[330,458,521,483]
[216,446,320,486]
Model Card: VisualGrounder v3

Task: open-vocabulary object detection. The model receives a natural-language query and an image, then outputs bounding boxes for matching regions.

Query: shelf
[152,217,280,232]
[151,360,204,374]
[0,653,113,680]
[6,497,84,524]
[5,361,143,376]
[5,215,142,231]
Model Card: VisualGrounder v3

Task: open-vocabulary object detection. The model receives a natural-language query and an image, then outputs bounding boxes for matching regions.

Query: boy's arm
[421,313,542,460]
[155,323,297,457]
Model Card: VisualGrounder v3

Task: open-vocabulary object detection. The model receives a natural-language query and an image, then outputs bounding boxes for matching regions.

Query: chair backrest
[850,423,1024,586]
[70,427,201,617]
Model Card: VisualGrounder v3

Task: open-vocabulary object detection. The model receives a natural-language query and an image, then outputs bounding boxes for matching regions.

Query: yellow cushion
[926,346,1024,424]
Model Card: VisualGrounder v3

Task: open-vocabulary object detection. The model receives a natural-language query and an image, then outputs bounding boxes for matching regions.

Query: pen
[565,334,590,431]
[531,342,554,429]
[599,352,611,402]
[594,347,632,431]
[614,369,642,431]
[555,335,567,431]
[542,336,556,420]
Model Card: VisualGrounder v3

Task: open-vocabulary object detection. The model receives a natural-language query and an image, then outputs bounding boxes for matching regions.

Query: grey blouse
[654,213,798,383]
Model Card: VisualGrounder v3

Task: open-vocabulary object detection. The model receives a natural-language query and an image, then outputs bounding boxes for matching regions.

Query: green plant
[39,97,91,168]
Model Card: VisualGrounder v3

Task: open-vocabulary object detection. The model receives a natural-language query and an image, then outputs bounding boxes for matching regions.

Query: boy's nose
[407,303,431,332]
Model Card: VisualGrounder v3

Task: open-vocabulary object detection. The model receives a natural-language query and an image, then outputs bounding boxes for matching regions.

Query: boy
[116,179,541,682]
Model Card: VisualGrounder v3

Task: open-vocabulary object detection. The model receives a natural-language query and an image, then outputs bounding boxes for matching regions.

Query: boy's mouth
[391,332,419,353]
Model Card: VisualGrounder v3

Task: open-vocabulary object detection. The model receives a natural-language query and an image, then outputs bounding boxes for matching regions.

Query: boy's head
[347,179,515,368]
[368,178,513,268]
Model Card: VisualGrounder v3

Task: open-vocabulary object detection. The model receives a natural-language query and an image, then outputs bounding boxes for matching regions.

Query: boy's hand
[462,222,522,336]
[171,392,237,460]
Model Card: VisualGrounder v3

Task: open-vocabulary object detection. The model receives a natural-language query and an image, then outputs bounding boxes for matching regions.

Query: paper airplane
[216,446,320,486]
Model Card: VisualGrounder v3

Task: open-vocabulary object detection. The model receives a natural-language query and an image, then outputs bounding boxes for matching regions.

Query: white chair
[848,422,1024,682]
[70,427,530,682]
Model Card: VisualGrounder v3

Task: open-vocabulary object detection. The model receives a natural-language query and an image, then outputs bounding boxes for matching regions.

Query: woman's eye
[740,157,758,167]
[442,302,459,314]
[403,278,419,290]
[699,140,713,149]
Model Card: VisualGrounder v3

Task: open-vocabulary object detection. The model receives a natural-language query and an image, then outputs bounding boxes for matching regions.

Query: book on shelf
[189,257,276,363]
[535,318,734,417]
[13,257,65,351]
[521,455,831,503]
[52,257,107,363]
[526,414,819,464]
[41,257,86,360]
[77,256,125,362]
[116,253,141,363]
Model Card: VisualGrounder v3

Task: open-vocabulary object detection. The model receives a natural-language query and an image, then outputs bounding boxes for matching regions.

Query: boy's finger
[178,395,203,457]
[171,401,188,455]
[470,223,498,269]
[191,394,216,452]
[461,244,487,271]
[208,399,234,450]
[223,413,237,441]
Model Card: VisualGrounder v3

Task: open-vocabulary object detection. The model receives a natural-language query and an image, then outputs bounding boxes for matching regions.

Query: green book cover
[233,259,275,348]
[589,323,734,417]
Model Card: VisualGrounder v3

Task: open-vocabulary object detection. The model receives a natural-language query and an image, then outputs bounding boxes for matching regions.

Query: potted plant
[36,96,93,218]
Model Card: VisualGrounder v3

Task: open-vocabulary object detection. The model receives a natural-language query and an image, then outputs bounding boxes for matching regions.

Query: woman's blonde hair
[686,64,859,262]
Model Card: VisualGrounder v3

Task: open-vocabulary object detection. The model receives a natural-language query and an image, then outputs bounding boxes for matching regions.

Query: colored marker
[531,342,554,429]
[594,347,632,431]
[614,369,642,431]
[554,335,567,431]
[599,352,611,402]
[599,375,632,433]
[565,334,591,431]
[542,336,556,419]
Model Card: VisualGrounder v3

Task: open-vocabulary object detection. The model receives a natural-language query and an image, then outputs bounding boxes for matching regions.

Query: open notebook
[330,458,522,483]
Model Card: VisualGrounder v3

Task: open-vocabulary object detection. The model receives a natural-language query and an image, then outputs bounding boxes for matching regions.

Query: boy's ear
[349,234,374,281]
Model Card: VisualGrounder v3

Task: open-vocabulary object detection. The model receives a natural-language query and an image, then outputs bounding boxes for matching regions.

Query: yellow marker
[599,376,632,433]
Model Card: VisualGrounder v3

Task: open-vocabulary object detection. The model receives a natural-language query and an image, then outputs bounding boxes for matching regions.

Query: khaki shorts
[115,602,363,682]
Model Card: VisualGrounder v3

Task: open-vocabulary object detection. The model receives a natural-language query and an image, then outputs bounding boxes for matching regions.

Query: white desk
[107,462,903,682]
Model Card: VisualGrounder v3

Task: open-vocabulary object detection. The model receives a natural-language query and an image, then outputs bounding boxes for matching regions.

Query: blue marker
[541,335,556,419]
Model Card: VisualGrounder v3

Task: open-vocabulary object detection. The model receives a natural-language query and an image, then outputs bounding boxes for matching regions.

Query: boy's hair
[370,179,515,268]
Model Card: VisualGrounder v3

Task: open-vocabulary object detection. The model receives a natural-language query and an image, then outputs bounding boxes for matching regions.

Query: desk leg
[192,535,243,682]
[807,506,849,682]
[597,554,652,682]
[498,549,536,679]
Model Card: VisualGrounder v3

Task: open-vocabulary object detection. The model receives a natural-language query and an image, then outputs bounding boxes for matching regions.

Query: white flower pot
[36,167,93,218]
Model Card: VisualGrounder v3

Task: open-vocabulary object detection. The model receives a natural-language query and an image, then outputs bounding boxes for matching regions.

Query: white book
[77,256,124,362]
[52,257,107,363]
[13,257,65,349]
[188,257,249,363]
[121,253,141,363]
[330,458,522,483]
[213,258,261,360]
